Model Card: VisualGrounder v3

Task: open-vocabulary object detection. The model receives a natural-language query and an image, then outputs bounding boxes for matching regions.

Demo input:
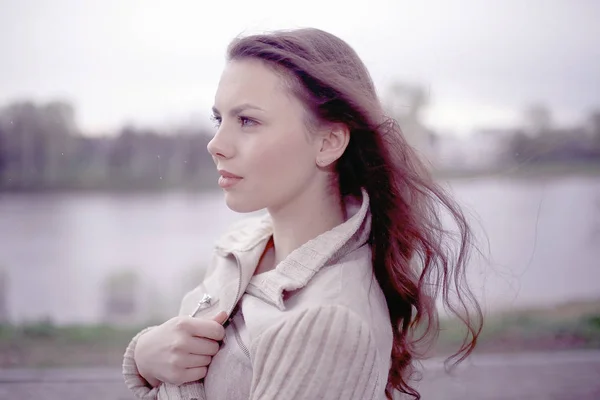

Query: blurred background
[0,0,599,399]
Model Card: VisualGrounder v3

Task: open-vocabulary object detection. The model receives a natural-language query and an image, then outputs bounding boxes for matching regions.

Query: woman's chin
[223,192,262,214]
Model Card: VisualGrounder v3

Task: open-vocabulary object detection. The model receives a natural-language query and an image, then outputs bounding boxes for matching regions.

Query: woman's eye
[210,115,256,129]
[239,116,257,127]
[210,115,221,128]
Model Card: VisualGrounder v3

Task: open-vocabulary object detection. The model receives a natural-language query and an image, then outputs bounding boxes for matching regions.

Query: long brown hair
[227,28,483,399]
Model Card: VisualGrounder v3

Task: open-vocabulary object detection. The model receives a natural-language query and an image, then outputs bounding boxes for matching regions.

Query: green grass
[0,318,143,343]
[436,299,600,355]
[1,299,600,368]
[0,320,147,368]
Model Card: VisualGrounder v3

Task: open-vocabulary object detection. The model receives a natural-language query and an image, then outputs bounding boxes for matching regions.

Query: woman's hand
[134,311,228,387]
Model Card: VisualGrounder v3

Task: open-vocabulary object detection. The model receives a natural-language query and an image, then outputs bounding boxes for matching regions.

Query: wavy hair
[226,28,483,399]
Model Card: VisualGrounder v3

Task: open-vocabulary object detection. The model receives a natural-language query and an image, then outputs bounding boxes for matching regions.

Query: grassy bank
[1,299,599,368]
[435,298,600,356]
[0,322,143,368]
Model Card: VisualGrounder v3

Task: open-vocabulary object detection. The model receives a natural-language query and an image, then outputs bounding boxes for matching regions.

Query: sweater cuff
[122,326,160,399]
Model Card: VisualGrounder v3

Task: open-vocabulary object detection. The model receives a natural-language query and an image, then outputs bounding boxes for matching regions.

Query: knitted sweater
[123,189,393,399]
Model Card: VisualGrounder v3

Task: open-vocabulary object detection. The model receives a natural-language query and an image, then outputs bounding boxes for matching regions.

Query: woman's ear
[315,124,350,167]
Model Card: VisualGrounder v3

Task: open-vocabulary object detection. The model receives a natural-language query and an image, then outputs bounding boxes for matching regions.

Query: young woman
[123,27,482,400]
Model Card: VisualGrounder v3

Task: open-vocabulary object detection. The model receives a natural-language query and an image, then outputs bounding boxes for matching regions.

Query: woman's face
[207,58,322,213]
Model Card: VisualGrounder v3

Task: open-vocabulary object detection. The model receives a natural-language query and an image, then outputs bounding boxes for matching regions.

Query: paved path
[1,350,599,399]
[417,350,600,399]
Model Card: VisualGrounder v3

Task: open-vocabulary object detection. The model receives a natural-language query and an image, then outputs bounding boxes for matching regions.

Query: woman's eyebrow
[212,103,265,116]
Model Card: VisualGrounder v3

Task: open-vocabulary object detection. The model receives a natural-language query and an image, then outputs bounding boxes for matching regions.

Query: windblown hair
[227,28,483,399]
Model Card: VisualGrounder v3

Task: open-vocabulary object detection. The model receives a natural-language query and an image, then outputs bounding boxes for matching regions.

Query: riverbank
[1,298,599,368]
[2,161,599,194]
[435,298,600,357]
[432,160,600,181]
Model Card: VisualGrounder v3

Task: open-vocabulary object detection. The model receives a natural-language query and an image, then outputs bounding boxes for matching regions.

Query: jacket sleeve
[122,326,160,399]
[249,305,382,400]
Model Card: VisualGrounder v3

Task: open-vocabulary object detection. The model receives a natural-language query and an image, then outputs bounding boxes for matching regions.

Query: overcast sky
[1,0,599,135]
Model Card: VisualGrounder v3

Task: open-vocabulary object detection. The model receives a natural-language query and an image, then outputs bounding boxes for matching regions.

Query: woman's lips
[218,170,243,188]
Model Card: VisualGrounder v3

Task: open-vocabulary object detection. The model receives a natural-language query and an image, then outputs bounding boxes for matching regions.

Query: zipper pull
[189,293,212,317]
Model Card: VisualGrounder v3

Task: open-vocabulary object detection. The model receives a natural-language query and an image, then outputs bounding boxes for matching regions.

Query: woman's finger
[186,336,221,356]
[178,354,212,369]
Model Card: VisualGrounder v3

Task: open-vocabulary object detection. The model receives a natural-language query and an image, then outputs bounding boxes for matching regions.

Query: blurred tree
[386,82,429,122]
[41,101,78,185]
[507,105,600,165]
[523,104,553,136]
[0,99,219,191]
[0,102,38,188]
[384,82,435,163]
[588,110,600,147]
[0,100,77,190]
[108,126,138,185]
[0,124,6,186]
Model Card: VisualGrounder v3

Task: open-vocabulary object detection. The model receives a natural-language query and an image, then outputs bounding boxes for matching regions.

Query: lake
[1,176,599,325]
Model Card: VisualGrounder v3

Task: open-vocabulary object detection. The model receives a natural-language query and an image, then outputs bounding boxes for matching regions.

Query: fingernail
[213,311,228,324]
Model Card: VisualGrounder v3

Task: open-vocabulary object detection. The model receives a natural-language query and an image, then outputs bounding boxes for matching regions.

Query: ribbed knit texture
[122,326,161,399]
[122,189,386,399]
[122,305,381,400]
[249,305,380,400]
[123,325,211,399]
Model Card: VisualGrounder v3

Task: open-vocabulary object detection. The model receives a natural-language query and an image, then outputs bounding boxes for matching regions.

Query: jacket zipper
[230,316,251,359]
[189,293,213,317]
[227,251,251,359]
[227,252,243,316]
[228,249,280,311]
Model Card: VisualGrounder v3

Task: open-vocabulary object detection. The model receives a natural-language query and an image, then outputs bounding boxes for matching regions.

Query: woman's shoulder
[297,247,392,344]
[286,247,390,328]
[307,244,376,301]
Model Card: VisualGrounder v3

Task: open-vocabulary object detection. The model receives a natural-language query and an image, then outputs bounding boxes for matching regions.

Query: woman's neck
[257,183,345,275]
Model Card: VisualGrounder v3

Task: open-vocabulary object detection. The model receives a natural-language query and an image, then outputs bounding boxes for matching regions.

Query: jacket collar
[215,188,371,310]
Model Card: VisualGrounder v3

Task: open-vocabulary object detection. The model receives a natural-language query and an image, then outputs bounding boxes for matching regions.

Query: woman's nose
[207,129,234,160]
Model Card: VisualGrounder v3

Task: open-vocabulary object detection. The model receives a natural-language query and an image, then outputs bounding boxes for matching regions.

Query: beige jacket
[123,189,393,400]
